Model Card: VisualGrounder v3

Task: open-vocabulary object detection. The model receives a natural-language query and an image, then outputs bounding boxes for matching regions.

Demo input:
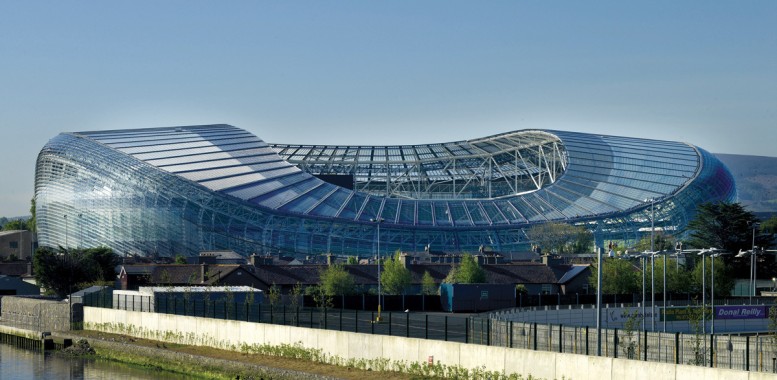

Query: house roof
[557,265,590,284]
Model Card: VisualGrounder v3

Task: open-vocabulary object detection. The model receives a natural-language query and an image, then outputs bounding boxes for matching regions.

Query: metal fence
[485,319,777,373]
[81,294,777,374]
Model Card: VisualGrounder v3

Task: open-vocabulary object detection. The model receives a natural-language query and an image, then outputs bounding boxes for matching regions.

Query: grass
[70,330,412,379]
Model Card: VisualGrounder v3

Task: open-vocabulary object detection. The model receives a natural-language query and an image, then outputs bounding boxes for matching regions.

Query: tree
[174,255,187,264]
[346,256,358,265]
[588,258,640,294]
[381,252,412,295]
[28,197,37,233]
[643,256,692,294]
[762,216,777,235]
[319,264,356,296]
[33,247,100,298]
[421,271,437,295]
[634,231,675,252]
[526,222,592,254]
[686,202,764,252]
[444,253,486,284]
[686,202,771,279]
[85,247,121,282]
[268,282,281,306]
[691,256,734,296]
[3,218,28,231]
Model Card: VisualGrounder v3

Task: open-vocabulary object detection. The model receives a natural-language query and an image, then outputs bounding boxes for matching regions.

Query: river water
[0,343,190,380]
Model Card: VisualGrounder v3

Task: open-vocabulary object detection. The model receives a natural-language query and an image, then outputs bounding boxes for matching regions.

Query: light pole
[370,217,385,321]
[645,198,656,330]
[596,246,602,356]
[78,213,83,248]
[64,214,69,248]
[752,223,759,302]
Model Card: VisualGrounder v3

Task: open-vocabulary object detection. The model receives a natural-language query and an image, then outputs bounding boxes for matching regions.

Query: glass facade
[34,124,736,258]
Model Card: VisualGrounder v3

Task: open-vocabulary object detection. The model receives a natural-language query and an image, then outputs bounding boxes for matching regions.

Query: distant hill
[715,153,777,214]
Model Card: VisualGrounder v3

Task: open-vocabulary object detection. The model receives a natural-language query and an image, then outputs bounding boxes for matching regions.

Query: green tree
[33,247,100,298]
[2,219,26,231]
[686,202,764,252]
[268,282,281,306]
[85,247,121,282]
[174,255,187,264]
[643,256,692,293]
[28,197,37,233]
[691,256,734,296]
[444,253,486,284]
[346,256,358,265]
[381,252,412,295]
[762,216,777,235]
[421,271,437,295]
[588,258,640,294]
[526,222,592,254]
[634,231,675,252]
[319,264,356,296]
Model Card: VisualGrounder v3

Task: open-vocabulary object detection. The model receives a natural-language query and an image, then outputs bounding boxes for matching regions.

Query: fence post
[406,312,410,338]
[324,307,328,329]
[371,312,375,334]
[465,317,469,344]
[674,332,679,364]
[559,324,563,353]
[389,312,392,336]
[585,326,589,355]
[444,316,448,341]
[310,308,313,328]
[745,335,750,371]
[509,321,513,348]
[709,334,714,368]
[355,310,358,333]
[533,322,538,351]
[270,305,274,324]
[645,330,649,361]
[425,315,429,339]
[487,319,491,346]
[339,308,343,331]
[614,329,618,358]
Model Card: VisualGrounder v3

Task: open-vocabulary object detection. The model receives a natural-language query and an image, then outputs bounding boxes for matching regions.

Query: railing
[81,294,777,374]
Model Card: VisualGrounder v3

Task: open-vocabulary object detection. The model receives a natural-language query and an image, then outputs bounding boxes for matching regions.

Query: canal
[0,342,191,380]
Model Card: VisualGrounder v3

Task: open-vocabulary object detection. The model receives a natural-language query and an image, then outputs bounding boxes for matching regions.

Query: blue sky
[1,1,775,217]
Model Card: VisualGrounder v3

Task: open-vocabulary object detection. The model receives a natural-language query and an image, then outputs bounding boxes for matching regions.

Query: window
[541,284,553,294]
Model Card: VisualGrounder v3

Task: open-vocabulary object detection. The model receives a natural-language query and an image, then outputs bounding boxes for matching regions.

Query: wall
[0,296,78,331]
[83,307,773,380]
[493,305,774,334]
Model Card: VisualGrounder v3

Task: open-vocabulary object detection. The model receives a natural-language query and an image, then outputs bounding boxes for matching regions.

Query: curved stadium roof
[35,124,735,257]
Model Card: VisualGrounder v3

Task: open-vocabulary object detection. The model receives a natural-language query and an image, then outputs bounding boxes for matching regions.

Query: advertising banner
[662,307,711,322]
[714,305,768,320]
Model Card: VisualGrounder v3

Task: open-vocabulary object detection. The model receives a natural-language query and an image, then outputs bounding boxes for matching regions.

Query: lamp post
[64,214,69,248]
[596,246,603,356]
[370,217,385,320]
[645,198,656,330]
[752,223,759,302]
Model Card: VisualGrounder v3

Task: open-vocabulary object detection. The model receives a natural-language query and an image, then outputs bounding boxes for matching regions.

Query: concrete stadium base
[83,307,774,380]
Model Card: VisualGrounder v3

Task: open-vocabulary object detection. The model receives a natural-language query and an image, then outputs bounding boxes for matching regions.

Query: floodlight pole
[663,251,667,332]
[701,252,706,334]
[711,253,716,335]
[64,214,69,248]
[596,246,602,356]
[371,217,385,320]
[646,198,656,331]
[641,254,646,331]
[751,223,760,303]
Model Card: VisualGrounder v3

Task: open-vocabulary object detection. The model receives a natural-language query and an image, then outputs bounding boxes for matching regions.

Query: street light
[370,217,385,321]
[697,248,726,334]
[644,198,656,330]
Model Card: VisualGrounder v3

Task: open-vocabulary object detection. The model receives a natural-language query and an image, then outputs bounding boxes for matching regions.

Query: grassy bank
[65,330,408,379]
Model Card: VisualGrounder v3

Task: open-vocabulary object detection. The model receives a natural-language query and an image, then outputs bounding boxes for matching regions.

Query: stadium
[34,124,736,258]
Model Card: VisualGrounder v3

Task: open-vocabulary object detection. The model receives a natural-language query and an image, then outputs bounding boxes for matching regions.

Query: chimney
[251,254,273,266]
[399,253,411,268]
[201,263,208,283]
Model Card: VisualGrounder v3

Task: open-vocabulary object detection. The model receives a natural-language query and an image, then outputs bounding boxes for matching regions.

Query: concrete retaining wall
[1,296,78,332]
[83,307,775,380]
